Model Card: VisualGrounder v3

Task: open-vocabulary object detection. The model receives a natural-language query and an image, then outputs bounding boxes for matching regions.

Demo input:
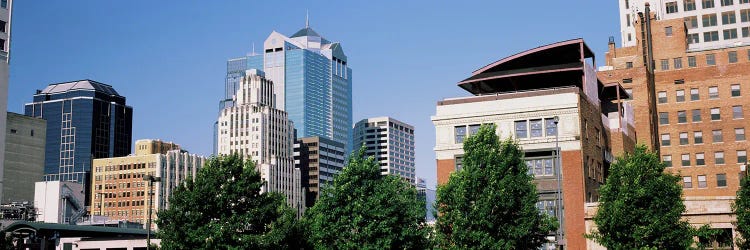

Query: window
[455,156,463,171]
[693,109,702,122]
[713,130,724,142]
[664,155,673,167]
[659,112,670,125]
[662,133,672,146]
[667,2,679,13]
[626,0,630,8]
[682,154,691,166]
[716,151,726,164]
[690,88,700,100]
[704,0,716,8]
[734,105,744,119]
[711,107,721,120]
[1,0,6,9]
[732,84,741,96]
[705,31,720,42]
[526,158,555,176]
[676,89,685,102]
[739,150,748,163]
[688,33,700,43]
[730,51,739,63]
[529,119,543,137]
[723,11,737,24]
[717,174,727,187]
[678,111,688,123]
[627,14,631,27]
[514,121,527,139]
[686,0,698,10]
[684,176,693,188]
[666,27,675,37]
[709,86,719,98]
[697,153,706,165]
[737,128,746,141]
[658,91,668,103]
[670,59,682,71]
[623,78,633,83]
[742,9,750,22]
[745,27,750,37]
[703,14,718,27]
[724,29,739,39]
[686,16,699,29]
[680,132,689,145]
[695,131,704,144]
[688,56,697,67]
[626,61,633,68]
[660,59,669,70]
[455,126,467,143]
[722,0,734,6]
[698,175,707,188]
[545,118,558,136]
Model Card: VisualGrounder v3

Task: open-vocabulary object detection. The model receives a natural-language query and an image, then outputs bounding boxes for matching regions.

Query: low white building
[34,181,85,224]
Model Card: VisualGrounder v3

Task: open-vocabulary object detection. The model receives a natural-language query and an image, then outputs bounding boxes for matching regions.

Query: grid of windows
[514,118,558,139]
[526,158,555,177]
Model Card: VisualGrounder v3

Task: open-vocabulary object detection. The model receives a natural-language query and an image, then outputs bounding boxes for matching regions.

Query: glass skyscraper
[222,25,353,152]
[24,80,133,186]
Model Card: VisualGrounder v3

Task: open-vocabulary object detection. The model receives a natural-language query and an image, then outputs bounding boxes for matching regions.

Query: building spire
[306,10,309,28]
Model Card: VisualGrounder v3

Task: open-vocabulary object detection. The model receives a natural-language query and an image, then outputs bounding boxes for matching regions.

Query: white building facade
[352,117,416,184]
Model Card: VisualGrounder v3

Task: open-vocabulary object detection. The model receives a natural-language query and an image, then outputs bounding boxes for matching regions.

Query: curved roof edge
[471,38,594,76]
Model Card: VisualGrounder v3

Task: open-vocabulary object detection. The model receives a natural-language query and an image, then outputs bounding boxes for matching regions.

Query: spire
[306,10,309,28]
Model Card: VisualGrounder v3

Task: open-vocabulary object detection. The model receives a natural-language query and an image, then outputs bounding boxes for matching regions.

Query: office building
[90,139,205,229]
[3,112,46,203]
[599,3,750,246]
[0,0,13,204]
[224,22,353,152]
[24,80,133,190]
[353,117,416,184]
[293,136,345,207]
[216,69,304,214]
[433,39,635,248]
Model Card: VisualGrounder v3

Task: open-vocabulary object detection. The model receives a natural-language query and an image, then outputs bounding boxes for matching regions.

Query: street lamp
[143,174,161,250]
[553,116,565,249]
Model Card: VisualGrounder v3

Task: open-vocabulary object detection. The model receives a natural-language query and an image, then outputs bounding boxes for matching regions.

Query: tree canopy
[434,124,557,249]
[734,172,750,248]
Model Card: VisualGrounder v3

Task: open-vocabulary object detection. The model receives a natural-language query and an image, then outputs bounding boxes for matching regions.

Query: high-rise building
[216,69,304,213]
[24,80,133,193]
[353,117,416,184]
[0,0,13,204]
[433,39,635,249]
[3,112,46,203]
[293,136,346,207]
[90,139,206,229]
[224,22,353,152]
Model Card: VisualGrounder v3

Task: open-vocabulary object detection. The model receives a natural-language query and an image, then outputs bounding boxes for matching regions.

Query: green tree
[734,172,750,248]
[434,124,557,249]
[588,145,694,249]
[156,154,300,250]
[303,147,430,249]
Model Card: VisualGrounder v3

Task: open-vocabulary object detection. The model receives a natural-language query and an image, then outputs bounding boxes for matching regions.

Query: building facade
[293,136,346,207]
[223,24,353,152]
[3,112,46,203]
[34,181,86,224]
[0,0,13,204]
[24,80,133,189]
[216,69,304,213]
[90,139,205,229]
[433,39,634,249]
[352,117,416,184]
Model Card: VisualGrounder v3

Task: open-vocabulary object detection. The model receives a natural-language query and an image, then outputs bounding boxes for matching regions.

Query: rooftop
[38,79,121,96]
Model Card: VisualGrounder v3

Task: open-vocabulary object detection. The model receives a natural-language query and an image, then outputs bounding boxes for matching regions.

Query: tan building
[90,139,205,229]
[433,39,634,249]
[3,112,46,203]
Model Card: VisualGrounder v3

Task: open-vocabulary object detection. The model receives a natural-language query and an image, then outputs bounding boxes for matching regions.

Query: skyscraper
[293,136,346,207]
[352,117,416,184]
[0,0,13,203]
[24,80,133,188]
[224,22,353,152]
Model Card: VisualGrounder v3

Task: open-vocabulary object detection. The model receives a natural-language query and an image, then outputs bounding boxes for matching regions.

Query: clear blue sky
[8,1,620,189]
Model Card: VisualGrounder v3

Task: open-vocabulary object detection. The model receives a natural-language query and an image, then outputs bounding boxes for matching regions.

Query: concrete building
[293,136,345,207]
[3,112,46,203]
[24,80,133,192]
[432,39,634,249]
[618,0,750,49]
[223,21,353,152]
[0,0,13,204]
[90,139,205,229]
[353,117,416,184]
[34,181,86,224]
[216,69,304,214]
[600,3,750,247]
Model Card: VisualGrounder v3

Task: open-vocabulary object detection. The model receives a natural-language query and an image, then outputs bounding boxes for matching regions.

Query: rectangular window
[455,156,463,171]
[676,89,685,102]
[686,16,700,29]
[711,107,721,120]
[660,112,670,125]
[713,130,724,142]
[684,176,693,188]
[526,158,554,177]
[716,151,726,164]
[723,11,737,24]
[737,128,746,141]
[695,131,704,144]
[708,53,717,65]
[688,33,700,43]
[658,91,668,103]
[686,0,698,10]
[664,155,673,167]
[455,126,467,143]
[739,150,748,163]
[661,59,669,70]
[666,26,674,37]
[703,13,718,27]
[698,175,707,188]
[705,31,720,42]
[704,0,716,8]
[678,111,688,123]
[690,88,700,100]
[626,61,633,68]
[697,153,706,165]
[667,2,679,13]
[722,0,734,6]
[730,51,739,63]
[514,121,528,139]
[709,86,719,99]
[742,9,750,22]
[732,84,741,96]
[680,132,689,145]
[682,154,691,166]
[734,105,744,119]
[662,133,672,146]
[545,118,558,136]
[717,174,727,187]
[529,119,543,137]
[744,27,750,37]
[688,56,697,67]
[725,29,739,39]
[468,124,481,136]
[693,109,702,122]
[1,0,6,9]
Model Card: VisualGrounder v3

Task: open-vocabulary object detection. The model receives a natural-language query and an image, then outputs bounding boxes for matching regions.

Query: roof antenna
[306,10,309,28]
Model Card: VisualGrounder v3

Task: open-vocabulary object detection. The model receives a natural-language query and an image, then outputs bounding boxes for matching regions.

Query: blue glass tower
[223,25,353,152]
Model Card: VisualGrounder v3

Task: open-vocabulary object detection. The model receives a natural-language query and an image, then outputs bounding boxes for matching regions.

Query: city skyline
[6,1,620,188]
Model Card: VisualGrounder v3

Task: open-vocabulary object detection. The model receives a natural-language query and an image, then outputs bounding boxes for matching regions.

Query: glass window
[713,130,724,142]
[664,155,673,167]
[680,132,689,145]
[661,59,669,70]
[709,86,719,99]
[739,150,748,163]
[693,109,702,122]
[686,16,700,29]
[660,112,670,125]
[455,126,467,143]
[626,61,633,68]
[697,153,706,165]
[526,158,554,177]
[545,118,558,136]
[742,9,750,22]
[707,54,717,65]
[703,0,716,8]
[667,2,679,13]
[658,91,668,103]
[686,0,698,10]
[688,56,697,67]
[666,26,674,36]
[716,151,726,164]
[682,154,691,166]
[732,84,741,97]
[690,88,700,100]
[455,156,463,171]
[717,174,727,187]
[678,111,687,123]
[684,176,693,188]
[703,13,718,27]
[515,121,527,139]
[711,107,721,120]
[734,105,744,119]
[744,27,750,37]
[722,0,734,6]
[468,124,481,136]
[737,128,746,141]
[695,131,704,144]
[676,89,686,102]
[688,33,700,44]
[673,58,683,69]
[730,51,739,63]
[698,175,707,188]
[530,119,543,137]
[662,133,672,146]
[723,11,737,24]
[725,29,739,40]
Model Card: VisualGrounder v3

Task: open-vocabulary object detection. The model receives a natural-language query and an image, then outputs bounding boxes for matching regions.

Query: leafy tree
[434,124,557,249]
[588,145,694,249]
[734,172,750,248]
[303,147,430,249]
[156,154,300,249]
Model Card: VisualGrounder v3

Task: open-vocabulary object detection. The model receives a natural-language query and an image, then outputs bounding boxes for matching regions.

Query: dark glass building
[24,80,132,188]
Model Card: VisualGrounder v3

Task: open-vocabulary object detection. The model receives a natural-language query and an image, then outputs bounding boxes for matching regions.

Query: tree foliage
[734,172,750,248]
[588,145,694,249]
[434,124,557,249]
[303,147,430,249]
[156,154,300,250]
